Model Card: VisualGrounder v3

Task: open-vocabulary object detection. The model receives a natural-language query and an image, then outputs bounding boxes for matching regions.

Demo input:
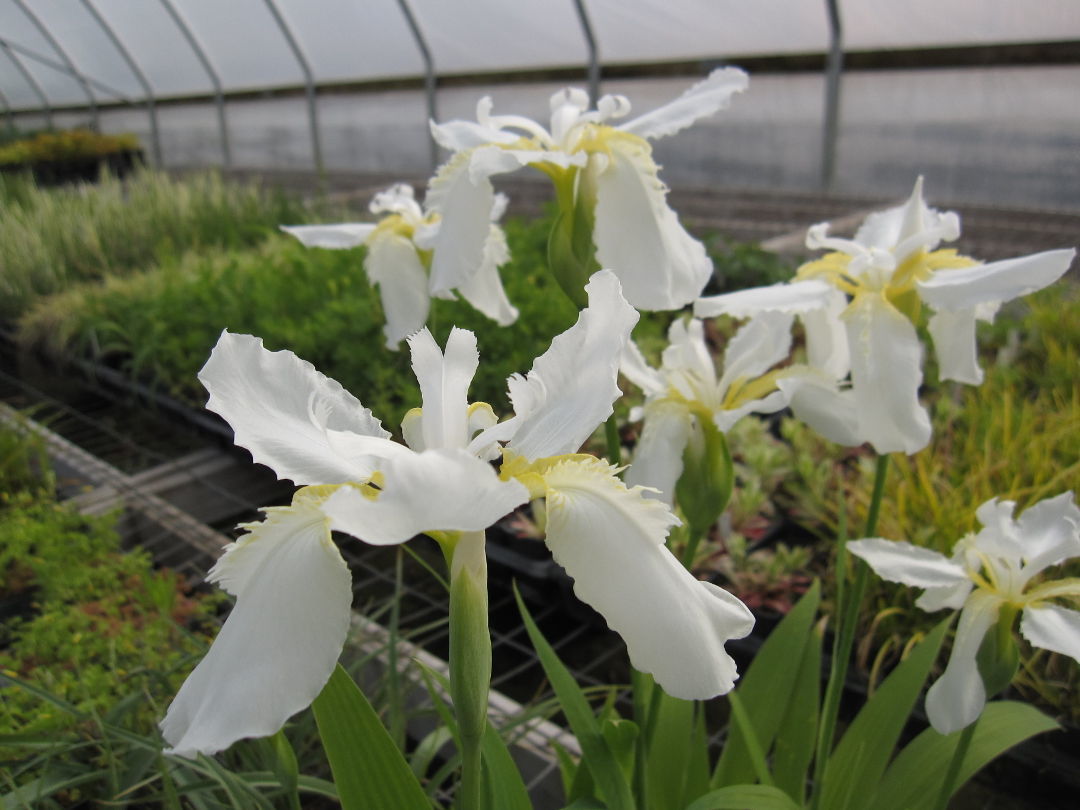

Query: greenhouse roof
[1,0,1078,110]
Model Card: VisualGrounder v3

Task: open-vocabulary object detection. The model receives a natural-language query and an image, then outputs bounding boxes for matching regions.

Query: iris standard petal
[407,327,479,451]
[618,67,749,140]
[454,225,519,326]
[924,590,1001,735]
[718,311,795,393]
[802,288,851,379]
[916,249,1075,312]
[624,400,693,506]
[160,496,352,757]
[592,139,712,310]
[199,332,391,485]
[916,581,975,612]
[1020,603,1080,663]
[501,270,638,461]
[429,117,519,151]
[844,293,931,454]
[280,223,376,249]
[1016,491,1080,574]
[541,456,754,699]
[364,232,431,348]
[694,279,836,319]
[847,538,969,589]
[620,339,666,397]
[321,448,529,546]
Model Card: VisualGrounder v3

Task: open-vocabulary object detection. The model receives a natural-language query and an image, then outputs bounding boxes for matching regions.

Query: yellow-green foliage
[0,129,140,167]
[0,168,310,319]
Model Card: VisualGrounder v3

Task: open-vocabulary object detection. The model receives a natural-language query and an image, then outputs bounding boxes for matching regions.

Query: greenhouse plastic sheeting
[1,0,1079,107]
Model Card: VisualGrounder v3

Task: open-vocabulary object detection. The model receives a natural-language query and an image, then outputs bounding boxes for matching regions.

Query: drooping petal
[592,137,712,310]
[718,311,795,394]
[540,456,754,699]
[494,270,638,460]
[280,223,376,249]
[425,149,499,296]
[429,115,519,152]
[927,308,983,385]
[454,224,519,326]
[844,293,931,454]
[161,495,352,757]
[847,538,969,589]
[1017,492,1080,575]
[321,448,529,546]
[777,371,862,447]
[618,67,749,141]
[407,327,479,451]
[694,279,836,319]
[364,232,431,348]
[917,249,1075,312]
[1020,603,1080,663]
[198,332,391,485]
[624,400,693,506]
[924,590,1001,735]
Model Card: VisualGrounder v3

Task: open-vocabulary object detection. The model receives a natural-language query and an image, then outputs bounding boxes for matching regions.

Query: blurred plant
[0,168,315,319]
[0,129,139,168]
[711,532,813,614]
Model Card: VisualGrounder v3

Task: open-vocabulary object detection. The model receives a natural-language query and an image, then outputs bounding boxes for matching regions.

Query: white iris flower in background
[848,492,1080,735]
[695,178,1075,455]
[160,271,754,758]
[425,68,749,310]
[281,183,517,349]
[620,313,798,505]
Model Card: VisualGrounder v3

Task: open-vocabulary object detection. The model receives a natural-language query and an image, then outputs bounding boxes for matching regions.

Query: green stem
[448,531,491,810]
[605,413,622,467]
[727,691,774,788]
[936,722,976,810]
[681,525,706,570]
[810,453,889,810]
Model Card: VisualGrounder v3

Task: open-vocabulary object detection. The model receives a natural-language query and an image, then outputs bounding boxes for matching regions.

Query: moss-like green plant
[0,129,140,168]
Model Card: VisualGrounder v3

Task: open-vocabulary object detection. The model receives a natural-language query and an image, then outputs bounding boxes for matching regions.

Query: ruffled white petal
[540,456,754,698]
[777,371,862,447]
[618,67,749,141]
[718,312,794,393]
[925,590,1001,734]
[927,308,983,384]
[973,498,1025,560]
[694,279,836,319]
[161,496,352,757]
[280,223,376,249]
[624,400,693,506]
[1020,603,1080,663]
[1017,492,1080,575]
[847,538,969,589]
[496,270,638,460]
[592,138,711,310]
[198,332,391,485]
[454,224,519,326]
[661,319,716,390]
[712,389,789,433]
[321,448,529,545]
[844,293,931,454]
[364,232,431,348]
[917,249,1075,311]
[407,327,479,451]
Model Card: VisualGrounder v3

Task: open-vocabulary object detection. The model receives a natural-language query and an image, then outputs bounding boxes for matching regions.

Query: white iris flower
[425,68,748,310]
[848,492,1080,735]
[160,271,753,758]
[695,178,1075,455]
[620,313,797,504]
[281,183,517,349]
